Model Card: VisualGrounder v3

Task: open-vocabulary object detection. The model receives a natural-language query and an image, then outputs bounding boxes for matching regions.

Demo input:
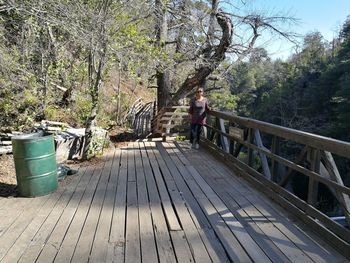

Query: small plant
[175,135,187,141]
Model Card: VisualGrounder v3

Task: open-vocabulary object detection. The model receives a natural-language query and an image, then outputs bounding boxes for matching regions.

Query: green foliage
[207,91,238,113]
[175,135,187,141]
[0,0,158,132]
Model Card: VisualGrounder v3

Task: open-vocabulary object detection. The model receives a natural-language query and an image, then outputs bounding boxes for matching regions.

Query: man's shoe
[195,143,199,149]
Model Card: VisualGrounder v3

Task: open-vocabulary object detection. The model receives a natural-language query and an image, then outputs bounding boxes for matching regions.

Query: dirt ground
[0,154,17,197]
[0,153,107,198]
[0,128,132,197]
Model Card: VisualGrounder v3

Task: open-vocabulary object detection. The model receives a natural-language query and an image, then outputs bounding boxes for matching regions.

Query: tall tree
[151,0,298,107]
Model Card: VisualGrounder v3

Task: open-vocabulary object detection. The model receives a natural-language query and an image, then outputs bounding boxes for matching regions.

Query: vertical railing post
[247,128,254,167]
[307,148,320,206]
[229,123,234,155]
[208,115,215,142]
[215,117,221,147]
[271,136,280,182]
[254,129,272,180]
[219,118,229,153]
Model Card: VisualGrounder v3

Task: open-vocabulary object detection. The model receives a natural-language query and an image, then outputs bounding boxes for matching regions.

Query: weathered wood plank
[254,129,272,180]
[201,139,350,248]
[107,148,128,263]
[0,198,36,238]
[219,118,229,153]
[35,165,95,262]
[158,142,234,262]
[178,140,344,263]
[151,142,211,230]
[162,143,231,263]
[0,168,86,263]
[17,166,92,263]
[127,143,136,182]
[143,142,182,231]
[0,196,52,261]
[134,142,158,263]
[307,148,320,206]
[70,152,114,263]
[141,142,177,263]
[321,150,350,227]
[125,181,141,263]
[219,191,292,263]
[170,230,195,263]
[53,165,103,263]
[167,142,271,263]
[89,149,121,262]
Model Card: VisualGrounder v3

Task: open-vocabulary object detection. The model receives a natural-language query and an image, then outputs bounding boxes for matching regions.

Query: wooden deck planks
[0,139,347,263]
[197,144,341,263]
[161,142,256,263]
[141,142,177,263]
[70,152,114,263]
[34,165,95,263]
[1,167,87,263]
[53,164,103,263]
[89,149,121,262]
[17,166,90,263]
[153,142,228,262]
[125,181,141,263]
[175,140,347,263]
[176,141,311,262]
[0,197,35,238]
[135,142,158,263]
[107,148,128,262]
[0,194,52,261]
[143,142,181,231]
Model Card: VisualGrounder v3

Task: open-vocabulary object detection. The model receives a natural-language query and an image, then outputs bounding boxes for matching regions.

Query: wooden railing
[133,101,155,137]
[151,106,190,139]
[124,97,144,124]
[153,107,350,256]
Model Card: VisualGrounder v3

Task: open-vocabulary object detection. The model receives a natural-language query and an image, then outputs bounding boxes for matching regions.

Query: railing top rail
[209,110,350,158]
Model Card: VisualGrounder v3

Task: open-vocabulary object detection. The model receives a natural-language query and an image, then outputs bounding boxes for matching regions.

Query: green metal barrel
[12,132,58,197]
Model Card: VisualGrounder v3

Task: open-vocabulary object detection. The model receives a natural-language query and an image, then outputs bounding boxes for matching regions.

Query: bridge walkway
[0,139,346,262]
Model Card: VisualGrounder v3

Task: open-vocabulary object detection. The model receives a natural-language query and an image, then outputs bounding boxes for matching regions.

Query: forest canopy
[0,0,349,145]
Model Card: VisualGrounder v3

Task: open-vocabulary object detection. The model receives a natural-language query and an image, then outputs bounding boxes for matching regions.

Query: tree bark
[170,9,233,104]
[82,50,105,160]
[82,0,109,160]
[155,0,171,111]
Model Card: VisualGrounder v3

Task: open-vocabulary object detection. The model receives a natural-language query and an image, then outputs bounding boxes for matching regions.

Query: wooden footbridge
[0,106,350,262]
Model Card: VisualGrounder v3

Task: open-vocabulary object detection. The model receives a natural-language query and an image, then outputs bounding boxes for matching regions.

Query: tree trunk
[155,0,171,111]
[170,8,233,104]
[82,52,104,160]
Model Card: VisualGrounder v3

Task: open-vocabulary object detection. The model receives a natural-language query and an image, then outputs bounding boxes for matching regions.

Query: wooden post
[279,146,308,187]
[229,125,234,155]
[254,129,272,180]
[271,136,280,182]
[207,115,215,142]
[247,128,254,167]
[215,117,221,148]
[321,151,350,227]
[307,148,320,206]
[219,118,229,153]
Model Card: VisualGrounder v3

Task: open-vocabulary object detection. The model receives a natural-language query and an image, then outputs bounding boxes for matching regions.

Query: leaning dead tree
[171,10,233,103]
[154,0,298,106]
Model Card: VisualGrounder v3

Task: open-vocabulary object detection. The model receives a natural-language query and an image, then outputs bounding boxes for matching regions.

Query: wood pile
[0,120,108,161]
[0,120,73,156]
[0,131,23,155]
